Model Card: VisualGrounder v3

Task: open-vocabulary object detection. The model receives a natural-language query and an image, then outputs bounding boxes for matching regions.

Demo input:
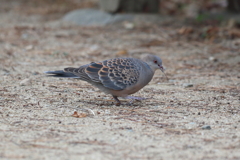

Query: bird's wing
[64,58,140,90]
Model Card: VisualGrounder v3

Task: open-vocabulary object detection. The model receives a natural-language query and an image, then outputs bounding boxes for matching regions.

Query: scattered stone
[189,122,196,125]
[169,79,176,83]
[183,83,193,88]
[209,56,218,62]
[20,78,31,86]
[25,45,33,50]
[202,125,211,130]
[185,122,197,129]
[32,72,39,75]
[21,33,29,39]
[123,21,134,29]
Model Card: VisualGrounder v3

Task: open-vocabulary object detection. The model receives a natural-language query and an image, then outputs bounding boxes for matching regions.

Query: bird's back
[64,57,151,91]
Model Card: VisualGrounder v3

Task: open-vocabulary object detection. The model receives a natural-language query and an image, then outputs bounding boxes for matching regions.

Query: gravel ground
[0,1,240,160]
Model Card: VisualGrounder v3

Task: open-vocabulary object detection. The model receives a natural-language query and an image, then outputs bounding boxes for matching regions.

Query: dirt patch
[0,1,239,159]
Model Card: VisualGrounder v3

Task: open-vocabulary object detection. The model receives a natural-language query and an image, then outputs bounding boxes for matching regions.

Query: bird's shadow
[76,99,145,107]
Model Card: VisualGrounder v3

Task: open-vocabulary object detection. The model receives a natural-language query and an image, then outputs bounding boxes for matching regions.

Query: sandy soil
[0,1,239,160]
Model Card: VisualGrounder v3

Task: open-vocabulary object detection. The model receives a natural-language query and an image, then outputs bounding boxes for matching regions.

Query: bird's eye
[154,60,157,63]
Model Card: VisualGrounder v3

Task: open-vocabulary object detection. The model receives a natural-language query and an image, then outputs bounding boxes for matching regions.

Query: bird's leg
[112,96,121,106]
[125,96,147,101]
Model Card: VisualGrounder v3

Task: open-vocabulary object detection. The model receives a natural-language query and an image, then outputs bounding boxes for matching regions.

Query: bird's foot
[125,96,147,105]
[125,96,147,101]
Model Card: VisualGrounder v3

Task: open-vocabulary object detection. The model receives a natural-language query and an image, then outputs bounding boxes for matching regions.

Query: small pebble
[189,122,196,125]
[169,79,176,83]
[20,78,31,86]
[209,57,218,62]
[123,22,134,29]
[202,125,211,130]
[25,45,33,50]
[183,83,193,88]
[32,72,39,75]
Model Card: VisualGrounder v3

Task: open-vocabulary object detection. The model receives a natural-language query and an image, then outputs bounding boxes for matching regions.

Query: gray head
[142,54,164,72]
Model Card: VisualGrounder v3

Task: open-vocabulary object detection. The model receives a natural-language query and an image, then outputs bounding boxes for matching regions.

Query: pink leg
[125,96,148,104]
[125,96,147,101]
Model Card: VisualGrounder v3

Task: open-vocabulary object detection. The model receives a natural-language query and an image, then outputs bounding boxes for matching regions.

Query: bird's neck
[143,62,156,73]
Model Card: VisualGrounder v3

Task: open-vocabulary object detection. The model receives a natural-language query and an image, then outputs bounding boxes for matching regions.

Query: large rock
[62,9,134,26]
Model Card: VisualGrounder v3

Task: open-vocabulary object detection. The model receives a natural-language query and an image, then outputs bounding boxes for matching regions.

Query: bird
[45,54,164,105]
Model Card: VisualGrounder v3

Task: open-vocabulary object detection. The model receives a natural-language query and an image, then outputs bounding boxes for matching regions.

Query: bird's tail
[44,70,79,78]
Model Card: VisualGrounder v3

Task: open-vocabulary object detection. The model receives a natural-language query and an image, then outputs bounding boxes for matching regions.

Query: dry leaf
[140,40,164,47]
[178,27,194,35]
[228,29,240,38]
[72,111,87,118]
[116,50,128,56]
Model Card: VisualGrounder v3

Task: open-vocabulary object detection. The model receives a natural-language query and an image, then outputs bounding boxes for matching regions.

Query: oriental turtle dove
[45,54,164,105]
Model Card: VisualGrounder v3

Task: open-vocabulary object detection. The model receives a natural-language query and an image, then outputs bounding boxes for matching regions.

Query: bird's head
[142,54,164,72]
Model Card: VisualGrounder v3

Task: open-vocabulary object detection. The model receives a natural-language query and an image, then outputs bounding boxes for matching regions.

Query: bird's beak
[159,65,168,80]
[159,65,165,73]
